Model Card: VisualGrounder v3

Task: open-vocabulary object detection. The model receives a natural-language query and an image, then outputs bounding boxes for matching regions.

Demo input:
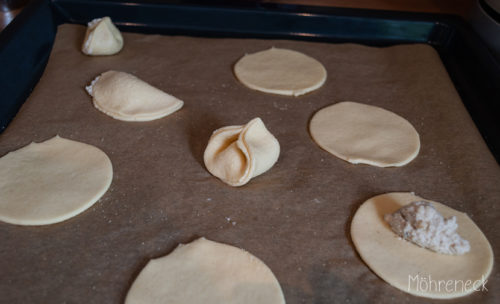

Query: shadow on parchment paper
[119,234,202,302]
[280,264,370,303]
[74,26,85,51]
[230,59,240,84]
[186,113,224,168]
[306,265,370,304]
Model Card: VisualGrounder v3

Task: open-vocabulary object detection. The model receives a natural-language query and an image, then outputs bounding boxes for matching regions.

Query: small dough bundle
[0,136,113,225]
[125,238,286,304]
[234,47,327,96]
[351,192,493,299]
[86,71,184,121]
[309,101,420,167]
[82,17,123,55]
[204,118,280,186]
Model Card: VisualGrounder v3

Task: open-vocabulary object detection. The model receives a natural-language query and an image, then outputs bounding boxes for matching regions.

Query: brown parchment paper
[0,24,499,304]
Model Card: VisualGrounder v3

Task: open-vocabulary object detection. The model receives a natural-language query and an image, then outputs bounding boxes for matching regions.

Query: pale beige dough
[82,17,123,56]
[0,136,113,225]
[125,238,286,304]
[86,71,184,121]
[233,47,327,96]
[309,101,420,167]
[203,118,280,186]
[351,192,494,299]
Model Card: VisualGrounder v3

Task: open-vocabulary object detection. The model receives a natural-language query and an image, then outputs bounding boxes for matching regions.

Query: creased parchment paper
[0,24,498,303]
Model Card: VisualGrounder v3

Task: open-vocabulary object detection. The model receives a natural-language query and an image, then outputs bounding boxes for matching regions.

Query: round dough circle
[234,47,327,96]
[351,192,494,299]
[0,136,113,225]
[125,238,286,304]
[309,101,420,167]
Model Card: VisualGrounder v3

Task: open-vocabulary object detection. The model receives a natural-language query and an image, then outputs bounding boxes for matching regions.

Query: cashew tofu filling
[385,201,470,255]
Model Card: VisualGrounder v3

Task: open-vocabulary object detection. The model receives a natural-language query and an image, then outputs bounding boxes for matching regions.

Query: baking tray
[0,1,499,303]
[1,0,499,162]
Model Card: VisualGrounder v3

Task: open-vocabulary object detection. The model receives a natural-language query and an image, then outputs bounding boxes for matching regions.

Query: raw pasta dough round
[234,47,327,96]
[351,192,494,299]
[125,238,286,304]
[0,136,113,225]
[204,118,280,186]
[309,101,420,167]
[86,71,184,121]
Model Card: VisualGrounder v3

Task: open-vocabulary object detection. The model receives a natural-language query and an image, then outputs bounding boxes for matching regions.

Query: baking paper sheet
[0,24,498,303]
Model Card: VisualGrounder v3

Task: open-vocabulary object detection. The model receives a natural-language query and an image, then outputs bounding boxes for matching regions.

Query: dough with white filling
[351,192,494,299]
[0,136,113,225]
[234,47,327,96]
[82,17,123,56]
[385,201,470,255]
[309,101,420,167]
[204,118,280,186]
[125,238,286,304]
[86,71,184,121]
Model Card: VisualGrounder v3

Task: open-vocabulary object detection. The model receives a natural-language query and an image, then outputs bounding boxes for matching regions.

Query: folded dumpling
[86,71,184,121]
[204,118,280,186]
[82,17,123,56]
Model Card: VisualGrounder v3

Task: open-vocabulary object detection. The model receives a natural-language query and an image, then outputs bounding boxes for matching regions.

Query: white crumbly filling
[85,75,100,97]
[384,201,470,255]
